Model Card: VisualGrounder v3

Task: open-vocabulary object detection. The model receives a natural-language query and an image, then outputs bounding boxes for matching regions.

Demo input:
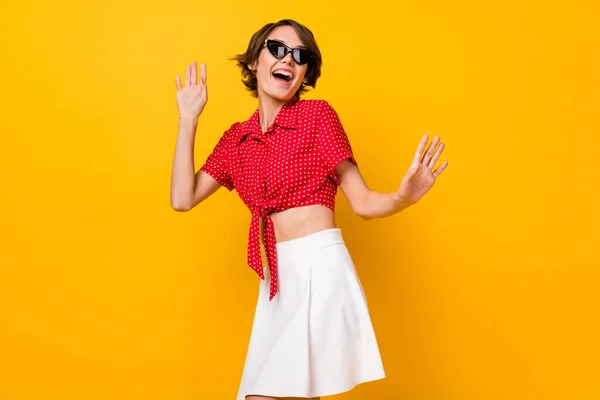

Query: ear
[248,61,257,74]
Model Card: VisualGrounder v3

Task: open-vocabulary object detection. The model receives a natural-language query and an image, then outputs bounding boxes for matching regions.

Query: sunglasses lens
[267,41,287,59]
[266,41,313,64]
[294,49,312,65]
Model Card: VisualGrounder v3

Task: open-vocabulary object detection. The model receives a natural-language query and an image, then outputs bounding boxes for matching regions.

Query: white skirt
[236,228,386,399]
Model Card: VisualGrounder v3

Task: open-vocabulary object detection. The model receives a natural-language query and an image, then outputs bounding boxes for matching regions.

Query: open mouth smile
[272,69,294,83]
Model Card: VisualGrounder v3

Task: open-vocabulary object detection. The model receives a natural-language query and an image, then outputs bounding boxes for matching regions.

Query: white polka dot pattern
[200,97,356,300]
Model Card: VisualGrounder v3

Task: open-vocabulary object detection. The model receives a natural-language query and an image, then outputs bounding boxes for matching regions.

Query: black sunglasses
[264,39,314,65]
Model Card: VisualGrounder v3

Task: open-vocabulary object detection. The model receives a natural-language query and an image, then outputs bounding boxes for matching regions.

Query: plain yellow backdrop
[1,0,598,399]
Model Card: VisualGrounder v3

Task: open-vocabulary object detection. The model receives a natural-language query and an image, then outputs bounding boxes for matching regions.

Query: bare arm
[170,116,222,211]
[336,160,410,221]
[169,61,222,212]
[337,134,449,220]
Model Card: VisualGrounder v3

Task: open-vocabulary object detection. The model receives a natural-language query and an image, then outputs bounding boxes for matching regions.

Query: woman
[170,19,448,400]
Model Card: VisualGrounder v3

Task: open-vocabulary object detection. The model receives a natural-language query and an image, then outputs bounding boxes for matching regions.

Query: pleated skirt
[236,228,385,399]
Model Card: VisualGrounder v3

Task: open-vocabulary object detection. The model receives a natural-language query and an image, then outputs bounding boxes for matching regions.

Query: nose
[281,51,295,64]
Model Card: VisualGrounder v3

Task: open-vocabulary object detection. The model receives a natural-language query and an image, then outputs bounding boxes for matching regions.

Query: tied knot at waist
[252,202,276,218]
[248,203,279,301]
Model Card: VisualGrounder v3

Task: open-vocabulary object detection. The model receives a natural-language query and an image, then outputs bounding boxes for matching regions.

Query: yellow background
[1,0,598,399]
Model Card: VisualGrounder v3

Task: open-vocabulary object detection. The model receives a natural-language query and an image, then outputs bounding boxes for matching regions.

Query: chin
[272,92,296,101]
[261,90,297,102]
[259,81,301,101]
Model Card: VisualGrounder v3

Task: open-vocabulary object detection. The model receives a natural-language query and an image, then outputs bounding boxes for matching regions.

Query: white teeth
[273,69,293,78]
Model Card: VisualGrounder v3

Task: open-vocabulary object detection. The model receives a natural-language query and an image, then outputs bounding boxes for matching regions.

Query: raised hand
[175,61,208,119]
[397,134,448,206]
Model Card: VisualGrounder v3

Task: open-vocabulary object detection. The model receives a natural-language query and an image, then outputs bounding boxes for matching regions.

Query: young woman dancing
[170,18,448,400]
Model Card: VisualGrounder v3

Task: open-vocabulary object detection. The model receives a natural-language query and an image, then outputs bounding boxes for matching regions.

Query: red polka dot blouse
[200,97,356,300]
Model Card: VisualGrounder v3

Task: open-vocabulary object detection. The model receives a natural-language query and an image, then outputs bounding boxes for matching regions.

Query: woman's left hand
[396,134,448,206]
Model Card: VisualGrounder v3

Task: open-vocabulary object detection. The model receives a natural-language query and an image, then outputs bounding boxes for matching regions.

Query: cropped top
[200,97,356,301]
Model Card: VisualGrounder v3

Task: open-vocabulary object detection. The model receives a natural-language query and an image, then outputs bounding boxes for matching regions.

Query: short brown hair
[231,19,323,98]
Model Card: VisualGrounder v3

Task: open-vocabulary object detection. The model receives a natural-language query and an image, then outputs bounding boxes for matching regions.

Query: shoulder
[224,121,243,136]
[215,121,242,141]
[207,121,243,154]
[221,112,253,140]
[296,98,334,111]
[295,99,339,123]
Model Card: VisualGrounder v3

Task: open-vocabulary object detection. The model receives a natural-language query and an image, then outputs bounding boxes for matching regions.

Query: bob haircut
[232,19,323,98]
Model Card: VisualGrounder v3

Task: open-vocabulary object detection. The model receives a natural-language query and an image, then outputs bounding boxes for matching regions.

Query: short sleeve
[199,124,238,191]
[316,101,357,185]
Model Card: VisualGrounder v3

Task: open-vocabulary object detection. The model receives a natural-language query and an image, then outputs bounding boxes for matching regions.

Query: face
[251,25,310,102]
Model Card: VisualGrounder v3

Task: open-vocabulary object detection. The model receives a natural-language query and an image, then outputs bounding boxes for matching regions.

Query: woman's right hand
[175,61,208,119]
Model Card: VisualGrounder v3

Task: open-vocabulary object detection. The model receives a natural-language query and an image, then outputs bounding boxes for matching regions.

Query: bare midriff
[261,205,337,244]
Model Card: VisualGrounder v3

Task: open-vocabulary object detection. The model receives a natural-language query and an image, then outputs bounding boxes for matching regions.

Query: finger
[191,61,197,86]
[432,161,449,178]
[422,136,440,165]
[185,63,190,87]
[412,134,429,167]
[428,142,444,170]
[175,74,182,90]
[200,63,207,85]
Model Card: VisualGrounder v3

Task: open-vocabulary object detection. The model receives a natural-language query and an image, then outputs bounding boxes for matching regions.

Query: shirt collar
[236,96,299,145]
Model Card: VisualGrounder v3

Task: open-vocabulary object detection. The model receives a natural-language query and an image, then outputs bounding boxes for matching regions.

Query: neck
[257,94,291,133]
